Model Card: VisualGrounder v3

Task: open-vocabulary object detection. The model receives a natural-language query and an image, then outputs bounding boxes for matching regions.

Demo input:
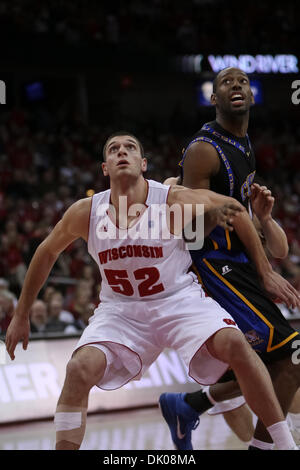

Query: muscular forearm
[260,217,289,259]
[232,211,272,276]
[15,243,58,318]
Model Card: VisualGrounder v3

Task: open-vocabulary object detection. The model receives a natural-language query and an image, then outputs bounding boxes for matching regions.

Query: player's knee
[65,358,88,389]
[65,356,103,391]
[223,330,251,365]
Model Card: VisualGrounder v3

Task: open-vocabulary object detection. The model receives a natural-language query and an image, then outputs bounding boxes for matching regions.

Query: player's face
[211,68,254,115]
[102,136,147,180]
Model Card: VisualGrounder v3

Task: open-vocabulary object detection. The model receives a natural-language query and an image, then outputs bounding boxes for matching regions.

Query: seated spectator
[0,278,9,291]
[29,299,48,333]
[0,278,17,305]
[64,301,96,334]
[67,279,93,320]
[45,296,70,333]
[46,290,75,324]
[0,289,15,334]
[41,285,56,304]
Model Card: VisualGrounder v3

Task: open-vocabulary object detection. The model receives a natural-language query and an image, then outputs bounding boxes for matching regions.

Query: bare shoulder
[62,197,92,240]
[163,176,180,185]
[182,140,220,189]
[185,140,220,173]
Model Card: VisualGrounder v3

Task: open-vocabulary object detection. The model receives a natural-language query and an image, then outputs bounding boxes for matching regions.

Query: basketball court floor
[0,406,248,450]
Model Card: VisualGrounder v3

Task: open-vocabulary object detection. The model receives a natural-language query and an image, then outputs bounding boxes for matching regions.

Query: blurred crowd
[0,0,300,335]
[0,102,300,336]
[0,0,299,54]
[0,276,98,336]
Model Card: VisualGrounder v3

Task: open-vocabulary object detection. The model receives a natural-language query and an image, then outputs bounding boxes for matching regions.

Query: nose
[231,78,242,90]
[117,145,127,156]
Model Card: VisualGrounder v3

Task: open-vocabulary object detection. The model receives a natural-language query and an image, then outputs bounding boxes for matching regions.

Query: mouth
[117,160,129,166]
[230,93,245,106]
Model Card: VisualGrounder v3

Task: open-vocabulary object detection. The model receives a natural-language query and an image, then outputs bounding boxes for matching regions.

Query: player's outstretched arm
[167,185,245,236]
[5,198,91,360]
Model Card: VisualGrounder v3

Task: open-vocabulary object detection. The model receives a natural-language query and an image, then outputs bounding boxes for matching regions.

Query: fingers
[251,183,273,199]
[225,202,244,213]
[278,289,296,309]
[287,282,300,300]
[275,292,290,308]
[219,220,234,231]
[285,282,300,309]
[262,271,300,310]
[23,335,29,351]
[218,206,239,231]
[274,279,300,309]
[250,184,259,199]
[5,337,16,361]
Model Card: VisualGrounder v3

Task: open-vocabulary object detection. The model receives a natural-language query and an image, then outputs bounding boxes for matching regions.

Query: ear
[251,91,255,105]
[102,161,108,176]
[141,158,147,173]
[210,93,217,106]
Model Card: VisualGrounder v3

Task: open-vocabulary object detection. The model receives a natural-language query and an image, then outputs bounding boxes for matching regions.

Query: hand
[213,200,245,231]
[250,183,274,223]
[5,314,30,360]
[261,270,300,309]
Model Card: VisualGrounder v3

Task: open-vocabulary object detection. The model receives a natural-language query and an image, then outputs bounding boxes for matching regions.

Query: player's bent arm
[232,210,273,276]
[253,214,288,259]
[14,198,91,319]
[167,185,244,236]
[181,142,278,270]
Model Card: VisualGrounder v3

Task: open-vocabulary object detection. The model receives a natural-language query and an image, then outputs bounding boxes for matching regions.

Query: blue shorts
[191,256,299,363]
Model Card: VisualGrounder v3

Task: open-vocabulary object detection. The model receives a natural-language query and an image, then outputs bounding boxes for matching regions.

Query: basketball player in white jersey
[5,132,298,450]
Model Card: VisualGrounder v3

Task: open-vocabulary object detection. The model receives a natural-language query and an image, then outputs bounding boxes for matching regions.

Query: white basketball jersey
[88,179,195,302]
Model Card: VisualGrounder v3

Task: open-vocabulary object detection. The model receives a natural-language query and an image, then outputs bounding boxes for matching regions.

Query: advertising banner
[0,337,198,424]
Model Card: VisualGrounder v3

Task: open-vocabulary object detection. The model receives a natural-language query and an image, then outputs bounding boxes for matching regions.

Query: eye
[109,145,118,153]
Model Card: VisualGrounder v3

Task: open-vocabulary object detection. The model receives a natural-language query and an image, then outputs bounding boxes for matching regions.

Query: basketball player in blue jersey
[159,67,300,450]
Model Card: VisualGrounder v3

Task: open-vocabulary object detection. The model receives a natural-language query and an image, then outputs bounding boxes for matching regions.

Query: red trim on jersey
[86,195,93,243]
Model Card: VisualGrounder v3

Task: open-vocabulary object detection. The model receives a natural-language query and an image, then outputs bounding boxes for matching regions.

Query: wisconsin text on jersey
[98,245,163,264]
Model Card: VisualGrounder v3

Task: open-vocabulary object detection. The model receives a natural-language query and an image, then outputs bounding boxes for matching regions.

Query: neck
[216,112,249,137]
[110,175,147,210]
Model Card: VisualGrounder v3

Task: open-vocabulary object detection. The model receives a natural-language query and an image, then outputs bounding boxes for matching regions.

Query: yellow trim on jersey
[225,229,231,250]
[211,239,219,250]
[203,258,299,352]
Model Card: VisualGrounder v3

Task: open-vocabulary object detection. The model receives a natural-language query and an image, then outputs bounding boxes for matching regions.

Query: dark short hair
[102,131,144,161]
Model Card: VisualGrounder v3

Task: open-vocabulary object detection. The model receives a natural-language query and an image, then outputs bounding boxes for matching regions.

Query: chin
[230,106,249,115]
